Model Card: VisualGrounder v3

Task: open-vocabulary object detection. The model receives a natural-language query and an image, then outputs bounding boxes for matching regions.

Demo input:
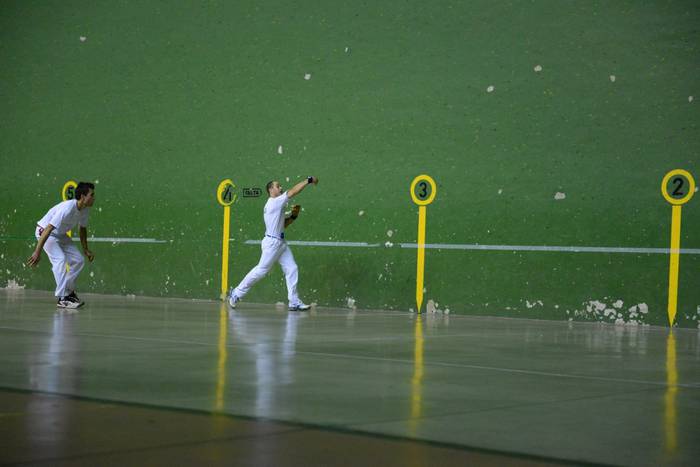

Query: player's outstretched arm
[286,176,318,199]
[27,224,55,266]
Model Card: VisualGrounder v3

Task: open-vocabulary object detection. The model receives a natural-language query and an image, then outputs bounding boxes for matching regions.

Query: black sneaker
[65,292,85,308]
[57,297,81,309]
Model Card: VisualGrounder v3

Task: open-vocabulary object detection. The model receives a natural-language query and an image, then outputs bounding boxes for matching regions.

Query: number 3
[418,181,428,198]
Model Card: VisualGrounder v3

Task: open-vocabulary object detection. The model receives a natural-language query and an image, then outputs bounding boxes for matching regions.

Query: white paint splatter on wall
[486,85,495,93]
[609,75,616,82]
[574,299,649,325]
[534,65,542,72]
[554,192,566,200]
[304,73,312,80]
[277,145,283,155]
[2,279,25,289]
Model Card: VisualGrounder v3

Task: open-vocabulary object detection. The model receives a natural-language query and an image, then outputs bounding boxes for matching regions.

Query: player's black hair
[266,180,275,194]
[75,182,95,201]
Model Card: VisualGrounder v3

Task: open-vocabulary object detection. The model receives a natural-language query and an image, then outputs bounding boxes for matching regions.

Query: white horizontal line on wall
[242,239,700,254]
[399,243,700,254]
[72,237,168,244]
[244,240,380,248]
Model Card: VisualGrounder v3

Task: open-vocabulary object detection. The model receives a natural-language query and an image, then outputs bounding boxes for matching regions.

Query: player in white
[228,176,318,311]
[27,182,96,308]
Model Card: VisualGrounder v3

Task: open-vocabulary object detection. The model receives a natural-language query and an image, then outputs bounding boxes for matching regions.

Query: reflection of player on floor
[27,182,96,309]
[228,176,318,311]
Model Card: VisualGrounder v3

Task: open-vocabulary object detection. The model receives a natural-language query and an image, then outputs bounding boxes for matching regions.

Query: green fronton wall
[1,1,699,327]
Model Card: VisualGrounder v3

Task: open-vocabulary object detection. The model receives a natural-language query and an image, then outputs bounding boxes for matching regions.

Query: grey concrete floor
[1,289,698,466]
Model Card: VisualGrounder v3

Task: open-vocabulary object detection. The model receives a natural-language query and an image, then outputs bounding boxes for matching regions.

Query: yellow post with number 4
[410,175,437,314]
[660,169,695,326]
[217,179,237,300]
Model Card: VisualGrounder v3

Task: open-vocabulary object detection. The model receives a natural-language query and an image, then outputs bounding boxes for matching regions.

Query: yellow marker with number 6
[410,175,437,313]
[660,169,695,326]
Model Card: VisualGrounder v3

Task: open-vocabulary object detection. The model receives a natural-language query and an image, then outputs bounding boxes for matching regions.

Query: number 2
[672,177,684,197]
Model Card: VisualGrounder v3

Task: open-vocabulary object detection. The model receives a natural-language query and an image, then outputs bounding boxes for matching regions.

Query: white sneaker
[288,302,311,311]
[228,291,240,308]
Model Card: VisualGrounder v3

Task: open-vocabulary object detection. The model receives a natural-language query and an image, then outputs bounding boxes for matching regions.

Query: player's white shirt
[264,193,288,238]
[37,200,90,236]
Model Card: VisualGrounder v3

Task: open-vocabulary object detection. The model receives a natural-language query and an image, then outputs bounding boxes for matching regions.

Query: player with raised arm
[228,176,318,311]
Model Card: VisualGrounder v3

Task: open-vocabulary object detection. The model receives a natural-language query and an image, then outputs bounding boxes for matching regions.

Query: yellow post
[221,205,231,299]
[61,181,77,272]
[217,179,237,300]
[416,206,426,313]
[410,175,436,314]
[666,205,682,326]
[660,169,695,327]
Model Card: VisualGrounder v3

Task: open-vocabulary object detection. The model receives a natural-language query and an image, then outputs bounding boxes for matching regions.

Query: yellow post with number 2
[410,175,437,314]
[660,169,695,326]
[217,179,237,300]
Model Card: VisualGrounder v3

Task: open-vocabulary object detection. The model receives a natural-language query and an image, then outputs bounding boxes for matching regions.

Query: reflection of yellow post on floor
[660,170,695,326]
[409,315,424,436]
[664,331,677,457]
[215,302,228,412]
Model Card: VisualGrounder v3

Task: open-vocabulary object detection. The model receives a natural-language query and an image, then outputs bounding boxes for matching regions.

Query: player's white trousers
[35,227,85,297]
[234,236,300,305]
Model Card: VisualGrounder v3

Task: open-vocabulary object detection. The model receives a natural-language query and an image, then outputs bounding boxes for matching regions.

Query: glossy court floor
[1,290,698,466]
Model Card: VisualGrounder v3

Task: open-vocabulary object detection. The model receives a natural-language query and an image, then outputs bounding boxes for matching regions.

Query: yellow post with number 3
[410,175,437,314]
